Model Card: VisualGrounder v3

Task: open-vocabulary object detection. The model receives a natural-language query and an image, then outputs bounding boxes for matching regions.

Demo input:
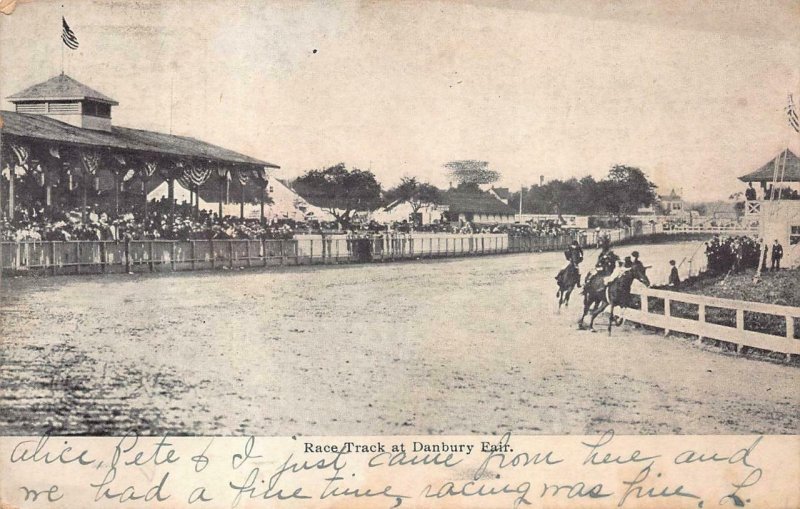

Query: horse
[555,261,581,311]
[578,263,650,334]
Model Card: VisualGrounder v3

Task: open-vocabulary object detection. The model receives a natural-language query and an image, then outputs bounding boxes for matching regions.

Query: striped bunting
[142,161,158,179]
[237,169,251,186]
[79,150,101,175]
[179,164,213,188]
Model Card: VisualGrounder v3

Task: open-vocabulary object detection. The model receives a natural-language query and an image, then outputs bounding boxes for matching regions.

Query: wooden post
[219,174,224,217]
[0,160,4,220]
[113,173,120,216]
[280,239,287,265]
[191,240,196,270]
[260,186,265,223]
[171,241,176,271]
[262,239,267,267]
[246,240,252,267]
[787,316,795,341]
[100,241,107,273]
[310,237,314,264]
[697,303,706,343]
[81,173,88,223]
[735,308,744,353]
[168,177,175,226]
[663,298,671,336]
[7,167,14,220]
[51,241,57,276]
[239,182,245,219]
[229,240,235,269]
[45,173,52,209]
[125,238,131,273]
[143,178,149,217]
[210,239,215,269]
[76,241,81,274]
[149,241,155,272]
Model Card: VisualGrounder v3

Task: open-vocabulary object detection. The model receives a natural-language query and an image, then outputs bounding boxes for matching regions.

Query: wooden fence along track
[0,233,584,276]
[627,287,800,358]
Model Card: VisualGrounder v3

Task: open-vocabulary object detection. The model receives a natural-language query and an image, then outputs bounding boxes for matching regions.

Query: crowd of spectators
[1,199,295,242]
[2,201,571,242]
[704,235,761,275]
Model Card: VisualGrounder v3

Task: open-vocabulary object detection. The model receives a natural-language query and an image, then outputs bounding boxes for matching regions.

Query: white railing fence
[626,287,799,357]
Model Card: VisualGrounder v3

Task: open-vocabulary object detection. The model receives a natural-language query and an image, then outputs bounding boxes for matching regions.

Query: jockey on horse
[579,254,650,334]
[554,240,584,310]
[583,236,619,288]
[556,240,584,287]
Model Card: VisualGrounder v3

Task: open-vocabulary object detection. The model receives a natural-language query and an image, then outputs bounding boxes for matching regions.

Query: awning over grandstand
[738,149,800,183]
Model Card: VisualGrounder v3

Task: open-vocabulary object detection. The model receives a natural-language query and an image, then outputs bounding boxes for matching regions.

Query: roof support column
[78,150,101,223]
[216,168,228,218]
[6,143,32,222]
[164,161,183,233]
[110,154,128,217]
[141,161,158,218]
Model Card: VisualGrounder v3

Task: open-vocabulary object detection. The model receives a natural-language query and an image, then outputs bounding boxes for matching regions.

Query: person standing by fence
[668,259,680,287]
[771,240,783,271]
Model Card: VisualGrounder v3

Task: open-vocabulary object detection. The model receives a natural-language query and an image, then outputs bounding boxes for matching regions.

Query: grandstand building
[1,73,278,222]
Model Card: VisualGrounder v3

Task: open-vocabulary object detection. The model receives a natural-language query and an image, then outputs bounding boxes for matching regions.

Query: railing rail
[626,287,800,357]
[661,225,758,235]
[660,225,758,235]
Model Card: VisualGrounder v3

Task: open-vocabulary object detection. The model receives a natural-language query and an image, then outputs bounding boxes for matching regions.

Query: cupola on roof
[7,73,118,105]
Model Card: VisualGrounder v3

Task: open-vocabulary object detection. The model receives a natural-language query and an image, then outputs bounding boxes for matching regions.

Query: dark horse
[555,261,580,311]
[578,263,650,334]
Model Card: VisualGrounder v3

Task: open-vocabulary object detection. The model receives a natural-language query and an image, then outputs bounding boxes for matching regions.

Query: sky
[1,0,798,201]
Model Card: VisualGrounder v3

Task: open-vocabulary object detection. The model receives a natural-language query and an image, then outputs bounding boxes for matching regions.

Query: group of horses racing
[555,239,651,334]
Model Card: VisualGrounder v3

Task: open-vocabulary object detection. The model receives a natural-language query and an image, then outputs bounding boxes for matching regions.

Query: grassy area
[678,268,800,308]
[613,232,711,246]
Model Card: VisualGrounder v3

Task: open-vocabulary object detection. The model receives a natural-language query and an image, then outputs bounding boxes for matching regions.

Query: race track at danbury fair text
[0,242,797,435]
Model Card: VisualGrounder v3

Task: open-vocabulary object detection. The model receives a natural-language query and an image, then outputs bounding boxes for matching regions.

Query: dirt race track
[1,241,797,435]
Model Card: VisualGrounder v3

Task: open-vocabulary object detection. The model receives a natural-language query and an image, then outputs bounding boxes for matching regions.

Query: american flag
[62,17,79,50]
[788,94,800,133]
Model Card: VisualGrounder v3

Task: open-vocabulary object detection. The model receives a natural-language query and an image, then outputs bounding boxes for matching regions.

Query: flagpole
[61,5,64,74]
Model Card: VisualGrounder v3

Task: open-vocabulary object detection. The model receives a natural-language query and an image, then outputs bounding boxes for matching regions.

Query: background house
[658,189,684,215]
[441,187,516,224]
[371,200,448,225]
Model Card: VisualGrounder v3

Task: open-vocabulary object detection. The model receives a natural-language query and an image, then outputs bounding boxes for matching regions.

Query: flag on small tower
[787,94,800,133]
[62,17,79,50]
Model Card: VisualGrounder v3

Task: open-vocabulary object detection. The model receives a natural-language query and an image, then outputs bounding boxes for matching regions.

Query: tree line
[291,161,659,227]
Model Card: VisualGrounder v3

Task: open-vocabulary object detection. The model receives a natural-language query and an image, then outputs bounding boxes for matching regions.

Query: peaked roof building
[739,149,800,183]
[1,74,278,220]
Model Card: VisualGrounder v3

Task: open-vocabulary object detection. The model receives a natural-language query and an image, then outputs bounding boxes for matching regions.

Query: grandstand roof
[739,149,800,183]
[0,110,278,169]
